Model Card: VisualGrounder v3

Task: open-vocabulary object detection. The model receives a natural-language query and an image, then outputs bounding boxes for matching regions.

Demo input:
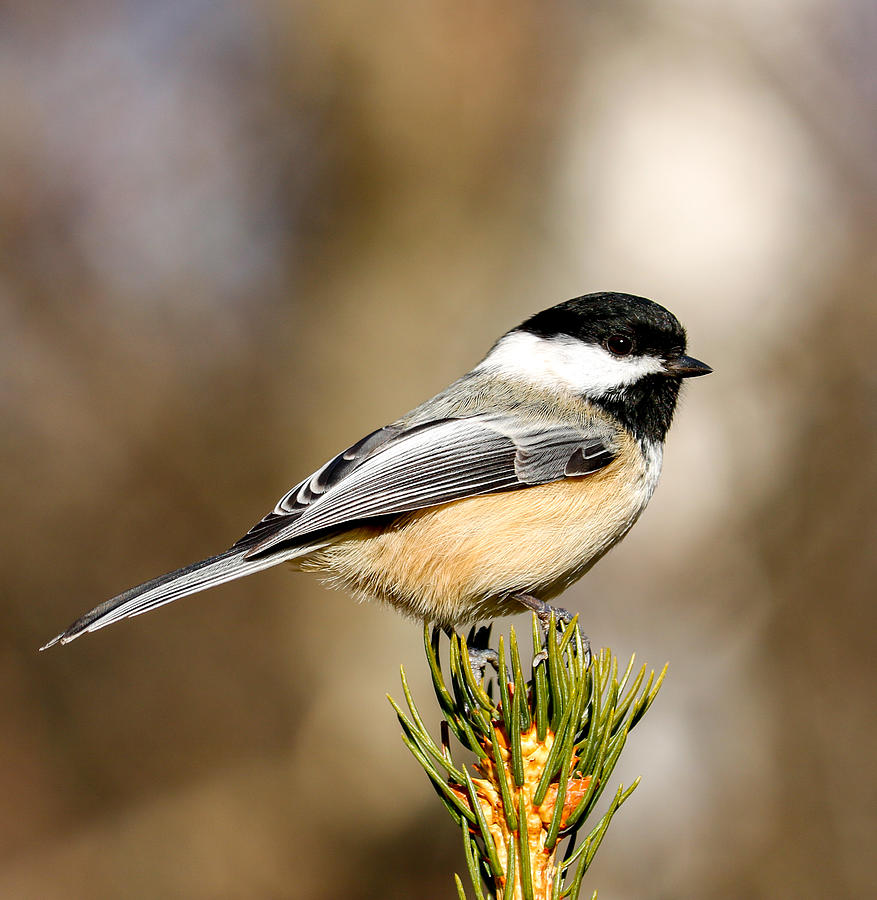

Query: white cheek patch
[476,331,665,396]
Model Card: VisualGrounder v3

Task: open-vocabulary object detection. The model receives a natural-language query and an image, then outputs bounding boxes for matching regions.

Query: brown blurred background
[2,1,875,897]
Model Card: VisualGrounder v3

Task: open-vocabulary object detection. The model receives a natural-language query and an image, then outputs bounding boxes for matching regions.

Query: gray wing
[239,413,618,558]
[41,412,616,648]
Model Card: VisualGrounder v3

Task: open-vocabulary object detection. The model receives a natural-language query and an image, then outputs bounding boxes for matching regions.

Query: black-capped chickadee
[41,292,711,649]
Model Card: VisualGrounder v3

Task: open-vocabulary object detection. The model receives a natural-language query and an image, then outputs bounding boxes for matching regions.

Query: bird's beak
[664,355,712,378]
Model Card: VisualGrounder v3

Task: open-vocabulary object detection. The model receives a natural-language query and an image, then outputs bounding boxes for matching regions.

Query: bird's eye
[605,334,633,356]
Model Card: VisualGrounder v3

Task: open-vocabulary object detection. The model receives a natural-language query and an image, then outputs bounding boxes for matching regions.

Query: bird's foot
[465,624,498,682]
[514,594,591,669]
[514,593,575,631]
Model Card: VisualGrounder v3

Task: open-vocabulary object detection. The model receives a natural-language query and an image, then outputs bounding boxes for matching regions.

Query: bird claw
[514,593,574,631]
[514,594,592,669]
[465,624,498,681]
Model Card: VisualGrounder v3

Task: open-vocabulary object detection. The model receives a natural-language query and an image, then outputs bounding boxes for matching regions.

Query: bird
[41,292,711,650]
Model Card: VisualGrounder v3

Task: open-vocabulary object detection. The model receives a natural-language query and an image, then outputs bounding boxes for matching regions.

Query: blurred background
[2,0,875,897]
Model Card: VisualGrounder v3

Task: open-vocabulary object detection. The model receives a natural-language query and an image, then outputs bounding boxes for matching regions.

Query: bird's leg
[465,623,498,682]
[514,594,591,669]
[514,593,574,629]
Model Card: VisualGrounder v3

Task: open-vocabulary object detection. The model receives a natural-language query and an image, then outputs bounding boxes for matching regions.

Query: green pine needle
[389,618,666,899]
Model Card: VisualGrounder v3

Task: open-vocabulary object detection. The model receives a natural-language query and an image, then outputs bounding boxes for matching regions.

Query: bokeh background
[2,1,875,897]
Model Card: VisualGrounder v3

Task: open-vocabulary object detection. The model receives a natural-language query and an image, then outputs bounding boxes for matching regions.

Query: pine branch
[389,616,667,899]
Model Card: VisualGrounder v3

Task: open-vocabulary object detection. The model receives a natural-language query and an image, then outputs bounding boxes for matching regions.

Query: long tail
[40,546,301,650]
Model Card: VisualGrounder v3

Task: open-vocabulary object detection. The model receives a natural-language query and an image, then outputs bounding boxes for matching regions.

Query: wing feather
[42,412,617,647]
[242,414,617,557]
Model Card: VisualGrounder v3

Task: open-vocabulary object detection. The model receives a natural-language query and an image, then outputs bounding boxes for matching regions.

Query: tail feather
[40,547,299,650]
